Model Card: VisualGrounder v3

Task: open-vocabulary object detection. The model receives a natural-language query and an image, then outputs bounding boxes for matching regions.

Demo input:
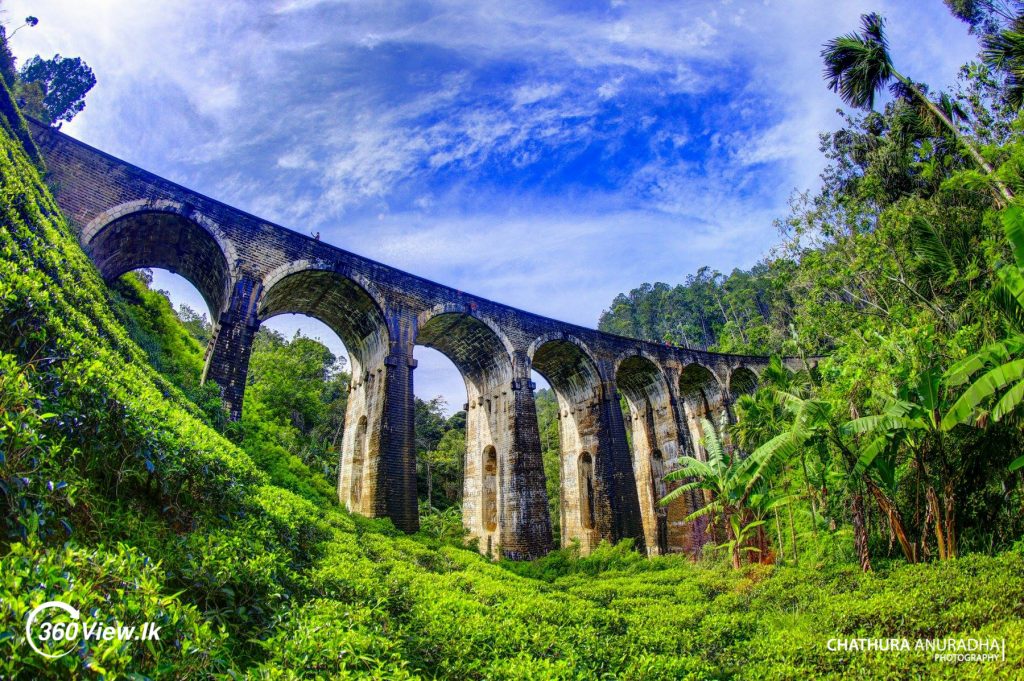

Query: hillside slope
[1,93,1023,679]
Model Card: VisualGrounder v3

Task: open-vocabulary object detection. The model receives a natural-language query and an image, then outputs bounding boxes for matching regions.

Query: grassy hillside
[1,92,1023,679]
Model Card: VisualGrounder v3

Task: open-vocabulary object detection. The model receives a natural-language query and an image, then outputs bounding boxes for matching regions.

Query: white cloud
[4,0,983,406]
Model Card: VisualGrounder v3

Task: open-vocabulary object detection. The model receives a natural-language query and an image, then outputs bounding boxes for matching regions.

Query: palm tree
[983,14,1024,110]
[823,12,1014,203]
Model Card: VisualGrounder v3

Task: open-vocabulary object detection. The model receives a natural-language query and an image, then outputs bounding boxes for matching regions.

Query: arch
[257,267,390,371]
[728,366,759,401]
[482,446,498,532]
[678,363,721,415]
[614,353,671,408]
[530,335,601,406]
[82,201,234,320]
[416,311,514,389]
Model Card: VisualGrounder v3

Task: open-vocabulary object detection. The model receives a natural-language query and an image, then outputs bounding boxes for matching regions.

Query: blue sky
[4,0,981,411]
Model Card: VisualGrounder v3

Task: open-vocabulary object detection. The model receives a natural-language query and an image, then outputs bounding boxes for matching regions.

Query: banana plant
[661,413,799,569]
[944,207,1024,450]
[843,367,954,561]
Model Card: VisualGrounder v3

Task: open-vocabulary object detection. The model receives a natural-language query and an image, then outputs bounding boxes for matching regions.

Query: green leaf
[942,358,1024,429]
[1003,205,1024,269]
[910,215,955,273]
[1010,455,1024,472]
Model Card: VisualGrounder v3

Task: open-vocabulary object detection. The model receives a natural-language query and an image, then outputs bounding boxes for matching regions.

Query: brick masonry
[30,121,805,560]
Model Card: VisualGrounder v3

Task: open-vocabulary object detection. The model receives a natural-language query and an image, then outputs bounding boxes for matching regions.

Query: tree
[844,366,958,561]
[19,54,96,124]
[982,11,1024,109]
[822,12,1013,203]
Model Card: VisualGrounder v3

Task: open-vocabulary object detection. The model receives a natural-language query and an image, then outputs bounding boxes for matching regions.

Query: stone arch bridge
[30,121,803,560]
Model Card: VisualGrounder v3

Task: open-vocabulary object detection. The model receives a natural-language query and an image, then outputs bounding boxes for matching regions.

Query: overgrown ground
[1,85,1023,679]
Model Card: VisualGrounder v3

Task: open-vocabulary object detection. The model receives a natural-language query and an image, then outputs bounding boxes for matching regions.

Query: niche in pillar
[350,415,368,510]
[482,446,498,534]
[578,452,596,530]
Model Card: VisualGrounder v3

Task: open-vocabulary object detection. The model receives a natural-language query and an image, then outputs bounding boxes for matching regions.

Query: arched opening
[482,446,498,533]
[579,452,596,530]
[85,210,232,322]
[108,267,219,421]
[531,337,602,548]
[416,312,514,549]
[412,346,468,513]
[258,268,390,513]
[253,313,352,497]
[678,363,722,451]
[728,366,759,402]
[259,269,389,374]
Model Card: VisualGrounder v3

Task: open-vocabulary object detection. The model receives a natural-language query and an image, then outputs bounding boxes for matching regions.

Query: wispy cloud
[5,0,982,405]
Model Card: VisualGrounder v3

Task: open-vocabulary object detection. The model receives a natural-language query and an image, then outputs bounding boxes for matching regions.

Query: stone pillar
[498,354,553,560]
[202,275,262,421]
[623,374,695,557]
[595,380,644,549]
[376,342,418,532]
[337,323,418,533]
[667,377,710,557]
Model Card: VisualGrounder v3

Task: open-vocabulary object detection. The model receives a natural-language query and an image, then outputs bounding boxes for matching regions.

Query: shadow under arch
[415,310,514,389]
[728,366,759,402]
[256,267,391,372]
[83,202,234,321]
[678,363,722,422]
[529,335,601,405]
[615,353,671,409]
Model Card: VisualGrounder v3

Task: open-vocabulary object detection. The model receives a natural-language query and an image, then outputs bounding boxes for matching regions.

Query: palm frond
[741,430,804,497]
[853,434,892,476]
[909,215,955,274]
[699,417,724,463]
[944,336,1024,386]
[992,378,1024,421]
[821,13,893,110]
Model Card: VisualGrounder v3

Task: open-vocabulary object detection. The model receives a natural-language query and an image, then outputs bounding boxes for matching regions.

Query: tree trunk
[787,496,799,566]
[852,490,872,572]
[927,486,946,560]
[774,506,785,563]
[943,481,958,559]
[865,477,916,563]
[800,453,819,538]
[426,460,433,511]
[898,73,1013,204]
